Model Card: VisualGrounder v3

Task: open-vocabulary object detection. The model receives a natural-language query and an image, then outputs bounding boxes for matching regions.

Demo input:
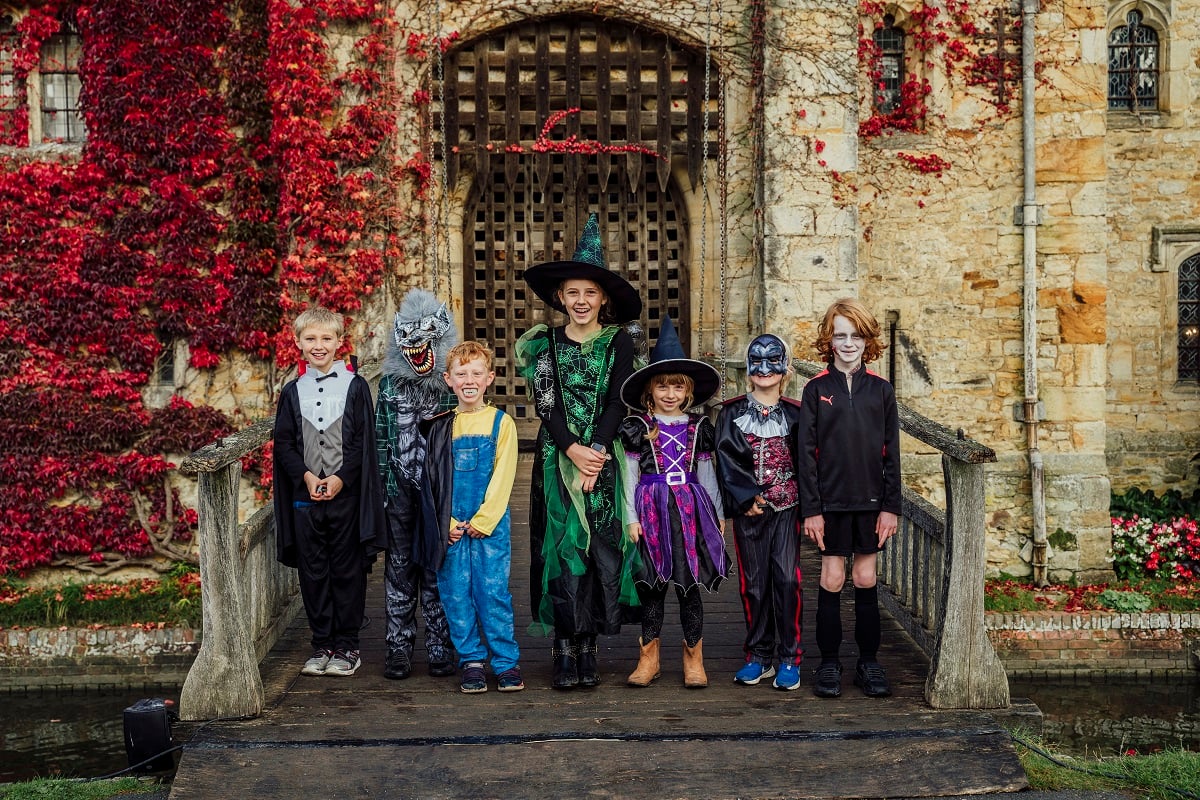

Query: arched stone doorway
[439,17,718,436]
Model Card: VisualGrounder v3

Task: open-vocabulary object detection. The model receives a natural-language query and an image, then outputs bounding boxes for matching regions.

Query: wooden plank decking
[169,466,1028,799]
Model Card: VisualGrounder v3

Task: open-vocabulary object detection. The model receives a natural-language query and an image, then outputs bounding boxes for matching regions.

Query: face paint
[746,334,788,377]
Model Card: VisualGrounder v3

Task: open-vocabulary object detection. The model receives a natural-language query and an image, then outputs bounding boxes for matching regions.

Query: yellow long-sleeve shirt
[450,406,518,536]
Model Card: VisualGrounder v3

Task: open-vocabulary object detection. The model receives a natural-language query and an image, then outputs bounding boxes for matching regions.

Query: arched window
[873,15,904,114]
[1108,10,1159,111]
[39,18,84,142]
[1180,253,1200,383]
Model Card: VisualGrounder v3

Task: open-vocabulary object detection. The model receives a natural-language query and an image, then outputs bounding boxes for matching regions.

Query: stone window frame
[0,9,87,151]
[1150,225,1200,388]
[1106,1,1174,129]
[860,5,923,133]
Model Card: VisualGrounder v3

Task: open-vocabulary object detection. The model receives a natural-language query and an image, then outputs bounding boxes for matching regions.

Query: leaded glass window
[1180,254,1200,383]
[40,20,84,143]
[874,16,904,114]
[1108,10,1158,111]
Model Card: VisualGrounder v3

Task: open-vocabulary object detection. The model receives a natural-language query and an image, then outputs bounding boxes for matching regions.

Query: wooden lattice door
[439,17,718,438]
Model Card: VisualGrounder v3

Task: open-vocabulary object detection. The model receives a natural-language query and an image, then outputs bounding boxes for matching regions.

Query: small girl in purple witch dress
[617,317,729,689]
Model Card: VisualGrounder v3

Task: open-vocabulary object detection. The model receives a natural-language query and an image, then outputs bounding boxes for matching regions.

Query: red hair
[813,297,886,364]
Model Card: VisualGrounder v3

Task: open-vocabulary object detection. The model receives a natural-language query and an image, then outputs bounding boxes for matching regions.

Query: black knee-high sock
[854,585,881,662]
[816,587,842,662]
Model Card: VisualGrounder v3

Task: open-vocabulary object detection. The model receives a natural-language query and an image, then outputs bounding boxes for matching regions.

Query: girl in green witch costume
[516,213,643,690]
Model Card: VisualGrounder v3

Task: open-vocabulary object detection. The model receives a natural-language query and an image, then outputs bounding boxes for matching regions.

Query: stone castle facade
[173,0,1197,582]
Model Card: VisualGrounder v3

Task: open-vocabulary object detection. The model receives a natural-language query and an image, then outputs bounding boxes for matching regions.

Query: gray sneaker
[325,649,362,676]
[301,648,332,676]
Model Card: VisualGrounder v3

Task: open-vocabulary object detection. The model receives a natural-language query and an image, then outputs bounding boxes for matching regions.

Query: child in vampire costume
[274,306,388,677]
[618,316,729,689]
[375,289,458,679]
[715,334,805,691]
[516,213,643,690]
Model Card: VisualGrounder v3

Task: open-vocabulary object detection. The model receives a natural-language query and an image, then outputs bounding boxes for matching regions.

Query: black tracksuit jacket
[796,365,901,517]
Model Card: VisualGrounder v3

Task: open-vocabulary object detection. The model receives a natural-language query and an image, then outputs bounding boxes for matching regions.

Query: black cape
[272,374,388,569]
[415,410,455,573]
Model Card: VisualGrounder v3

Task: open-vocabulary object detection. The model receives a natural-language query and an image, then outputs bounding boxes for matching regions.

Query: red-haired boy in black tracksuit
[798,298,901,699]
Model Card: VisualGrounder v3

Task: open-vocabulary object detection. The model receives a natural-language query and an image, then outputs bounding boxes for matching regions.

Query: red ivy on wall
[0,0,401,575]
[857,1,1020,172]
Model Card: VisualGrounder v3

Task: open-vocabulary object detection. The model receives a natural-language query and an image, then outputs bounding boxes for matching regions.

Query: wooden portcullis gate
[436,16,719,438]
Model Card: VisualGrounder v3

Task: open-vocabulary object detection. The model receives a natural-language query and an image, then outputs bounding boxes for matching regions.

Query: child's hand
[318,474,344,500]
[627,522,643,544]
[567,442,606,485]
[303,472,323,500]
[465,523,486,539]
[876,511,898,547]
[448,524,464,544]
[746,495,767,517]
[804,514,826,550]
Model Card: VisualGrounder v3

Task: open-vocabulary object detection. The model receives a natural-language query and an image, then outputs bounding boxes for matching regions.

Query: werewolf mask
[383,288,457,384]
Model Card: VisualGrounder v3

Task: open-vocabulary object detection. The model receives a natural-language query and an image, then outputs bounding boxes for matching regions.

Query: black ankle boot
[577,635,600,688]
[552,638,579,690]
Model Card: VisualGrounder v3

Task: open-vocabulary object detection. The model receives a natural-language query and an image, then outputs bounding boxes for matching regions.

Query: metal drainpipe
[1020,0,1048,586]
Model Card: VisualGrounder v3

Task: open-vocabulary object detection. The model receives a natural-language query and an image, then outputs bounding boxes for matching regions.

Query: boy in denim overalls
[418,341,523,693]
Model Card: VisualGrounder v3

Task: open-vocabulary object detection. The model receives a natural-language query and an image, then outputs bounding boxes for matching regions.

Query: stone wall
[164,1,1200,584]
[0,627,199,692]
[986,611,1200,677]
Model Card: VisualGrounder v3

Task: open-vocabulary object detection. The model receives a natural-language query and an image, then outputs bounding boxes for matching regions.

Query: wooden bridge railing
[792,361,1009,709]
[177,418,300,721]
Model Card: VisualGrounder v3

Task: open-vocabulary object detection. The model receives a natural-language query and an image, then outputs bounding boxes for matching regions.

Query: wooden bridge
[172,363,1026,798]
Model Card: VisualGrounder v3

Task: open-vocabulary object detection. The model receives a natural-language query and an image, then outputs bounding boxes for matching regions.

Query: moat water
[1,678,1198,782]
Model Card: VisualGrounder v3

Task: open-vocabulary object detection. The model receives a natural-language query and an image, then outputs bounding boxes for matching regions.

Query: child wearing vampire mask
[714,334,806,691]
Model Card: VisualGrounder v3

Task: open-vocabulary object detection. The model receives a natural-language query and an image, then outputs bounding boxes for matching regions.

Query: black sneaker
[460,662,488,694]
[428,661,457,678]
[383,650,411,680]
[812,661,842,698]
[854,660,892,698]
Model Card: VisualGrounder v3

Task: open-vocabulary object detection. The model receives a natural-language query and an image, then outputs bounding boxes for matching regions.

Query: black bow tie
[314,371,338,382]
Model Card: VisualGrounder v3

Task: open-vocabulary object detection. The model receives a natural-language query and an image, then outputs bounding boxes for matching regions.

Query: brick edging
[0,626,201,692]
[985,611,1200,676]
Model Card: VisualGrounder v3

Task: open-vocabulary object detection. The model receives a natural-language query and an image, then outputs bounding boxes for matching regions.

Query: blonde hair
[446,340,493,370]
[813,297,885,364]
[293,306,344,339]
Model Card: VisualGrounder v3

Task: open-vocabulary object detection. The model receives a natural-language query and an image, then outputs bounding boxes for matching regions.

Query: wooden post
[925,456,1010,709]
[180,462,264,720]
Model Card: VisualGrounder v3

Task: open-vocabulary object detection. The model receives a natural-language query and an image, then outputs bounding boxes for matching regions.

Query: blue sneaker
[733,661,775,685]
[773,663,801,690]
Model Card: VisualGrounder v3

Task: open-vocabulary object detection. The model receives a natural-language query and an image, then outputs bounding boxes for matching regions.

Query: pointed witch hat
[522,212,642,324]
[620,316,720,411]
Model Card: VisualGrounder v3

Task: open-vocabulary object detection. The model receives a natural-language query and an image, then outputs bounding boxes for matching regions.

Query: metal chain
[718,57,729,395]
[698,0,713,374]
[425,0,440,296]
[436,0,452,302]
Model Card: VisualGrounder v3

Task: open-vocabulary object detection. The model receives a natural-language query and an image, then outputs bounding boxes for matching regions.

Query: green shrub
[0,565,200,628]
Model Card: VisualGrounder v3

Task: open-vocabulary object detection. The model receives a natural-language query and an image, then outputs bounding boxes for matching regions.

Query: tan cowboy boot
[682,638,707,688]
[626,637,661,686]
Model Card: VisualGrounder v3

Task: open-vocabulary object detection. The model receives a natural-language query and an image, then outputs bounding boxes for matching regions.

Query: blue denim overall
[436,409,520,672]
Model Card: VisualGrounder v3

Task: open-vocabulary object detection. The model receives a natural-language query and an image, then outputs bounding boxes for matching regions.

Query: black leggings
[638,583,704,647]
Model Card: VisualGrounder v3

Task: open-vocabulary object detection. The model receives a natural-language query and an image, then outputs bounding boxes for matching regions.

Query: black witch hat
[620,316,720,411]
[522,212,642,324]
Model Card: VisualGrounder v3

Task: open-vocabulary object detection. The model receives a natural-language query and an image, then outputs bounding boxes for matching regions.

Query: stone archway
[438,16,718,435]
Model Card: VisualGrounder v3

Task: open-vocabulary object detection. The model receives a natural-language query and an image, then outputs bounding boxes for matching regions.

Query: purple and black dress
[618,412,730,592]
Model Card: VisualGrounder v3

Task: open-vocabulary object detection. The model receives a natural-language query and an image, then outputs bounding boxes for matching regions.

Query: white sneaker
[301,649,332,676]
[325,649,362,676]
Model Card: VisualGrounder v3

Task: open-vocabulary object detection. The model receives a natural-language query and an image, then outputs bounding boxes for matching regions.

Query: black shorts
[818,511,884,557]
